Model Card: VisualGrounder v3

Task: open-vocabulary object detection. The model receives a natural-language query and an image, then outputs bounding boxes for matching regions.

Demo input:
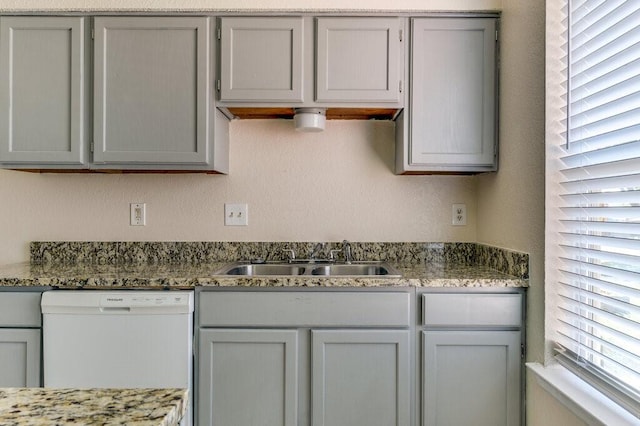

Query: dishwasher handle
[100,307,131,313]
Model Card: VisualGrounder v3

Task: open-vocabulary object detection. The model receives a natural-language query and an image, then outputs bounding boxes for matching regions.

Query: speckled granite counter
[0,388,188,426]
[0,261,527,288]
[0,241,528,288]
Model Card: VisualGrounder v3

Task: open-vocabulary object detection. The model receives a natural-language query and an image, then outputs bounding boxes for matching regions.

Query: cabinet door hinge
[90,140,94,153]
[399,80,403,93]
[91,27,95,40]
[399,29,403,42]
[521,343,526,359]
[216,79,221,92]
[495,29,499,42]
[217,27,221,40]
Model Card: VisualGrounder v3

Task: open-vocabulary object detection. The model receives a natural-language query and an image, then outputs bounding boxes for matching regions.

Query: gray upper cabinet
[0,16,88,168]
[219,17,304,102]
[93,17,221,169]
[0,15,229,172]
[217,16,404,107]
[396,18,497,174]
[316,17,402,103]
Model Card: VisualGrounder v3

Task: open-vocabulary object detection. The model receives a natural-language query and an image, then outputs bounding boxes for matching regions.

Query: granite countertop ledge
[0,261,528,288]
[4,241,528,288]
[0,388,188,426]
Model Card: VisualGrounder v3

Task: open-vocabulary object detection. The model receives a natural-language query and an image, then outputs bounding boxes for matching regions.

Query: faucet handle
[329,249,342,262]
[282,248,296,262]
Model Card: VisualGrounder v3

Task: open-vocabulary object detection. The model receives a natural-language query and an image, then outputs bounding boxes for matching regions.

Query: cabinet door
[312,329,410,426]
[422,330,521,426]
[0,292,42,327]
[316,17,402,103]
[0,16,87,167]
[198,329,298,426]
[0,329,41,387]
[93,17,210,165]
[409,18,496,170]
[219,17,304,102]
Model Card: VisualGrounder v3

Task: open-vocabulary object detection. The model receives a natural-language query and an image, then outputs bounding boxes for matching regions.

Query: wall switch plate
[225,203,248,226]
[452,203,467,226]
[130,203,146,226]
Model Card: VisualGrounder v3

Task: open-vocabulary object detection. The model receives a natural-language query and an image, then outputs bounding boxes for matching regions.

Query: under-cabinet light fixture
[294,108,326,132]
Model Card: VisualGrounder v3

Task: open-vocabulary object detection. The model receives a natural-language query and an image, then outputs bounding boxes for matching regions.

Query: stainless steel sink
[310,263,400,277]
[219,264,307,276]
[216,262,401,278]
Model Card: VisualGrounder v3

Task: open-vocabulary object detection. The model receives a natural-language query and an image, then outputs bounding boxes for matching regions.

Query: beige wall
[0,0,586,424]
[527,370,589,426]
[0,0,501,263]
[0,120,477,263]
[476,0,546,359]
[473,0,587,425]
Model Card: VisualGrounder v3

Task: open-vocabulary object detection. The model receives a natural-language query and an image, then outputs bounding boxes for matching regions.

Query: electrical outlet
[225,203,248,226]
[130,203,146,226]
[452,204,467,226]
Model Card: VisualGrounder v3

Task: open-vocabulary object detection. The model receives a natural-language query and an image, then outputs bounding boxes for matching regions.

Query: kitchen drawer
[0,292,42,327]
[199,291,410,327]
[422,293,521,328]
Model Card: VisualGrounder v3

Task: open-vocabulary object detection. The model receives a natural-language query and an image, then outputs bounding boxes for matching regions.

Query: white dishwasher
[41,290,194,426]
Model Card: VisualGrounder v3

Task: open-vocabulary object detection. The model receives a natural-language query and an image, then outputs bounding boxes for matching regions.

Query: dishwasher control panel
[41,290,194,314]
[101,293,191,308]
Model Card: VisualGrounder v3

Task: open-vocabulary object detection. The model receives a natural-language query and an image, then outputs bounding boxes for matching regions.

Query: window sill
[527,362,639,426]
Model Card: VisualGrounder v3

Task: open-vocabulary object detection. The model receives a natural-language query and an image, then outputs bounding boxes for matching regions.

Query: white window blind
[555,0,640,414]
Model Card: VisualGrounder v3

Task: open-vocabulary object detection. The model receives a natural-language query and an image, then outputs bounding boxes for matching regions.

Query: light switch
[225,203,248,226]
[130,203,146,226]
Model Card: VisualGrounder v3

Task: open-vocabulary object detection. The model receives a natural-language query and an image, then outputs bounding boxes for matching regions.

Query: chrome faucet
[282,248,296,262]
[309,242,325,260]
[342,240,353,264]
[328,248,342,262]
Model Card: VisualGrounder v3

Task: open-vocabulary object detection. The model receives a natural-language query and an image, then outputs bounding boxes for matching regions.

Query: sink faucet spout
[342,240,353,264]
[282,248,296,262]
[309,243,325,260]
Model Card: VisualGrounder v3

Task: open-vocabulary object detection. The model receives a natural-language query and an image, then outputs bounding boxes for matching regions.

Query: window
[549,0,640,416]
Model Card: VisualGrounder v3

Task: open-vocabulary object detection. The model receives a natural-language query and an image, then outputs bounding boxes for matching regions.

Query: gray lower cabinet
[422,330,521,426]
[0,291,43,387]
[396,17,497,174]
[197,290,411,426]
[198,329,299,426]
[311,329,410,426]
[0,329,41,387]
[0,16,88,168]
[420,291,523,426]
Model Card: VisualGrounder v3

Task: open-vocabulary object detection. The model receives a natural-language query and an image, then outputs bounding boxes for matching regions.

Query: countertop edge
[0,261,529,289]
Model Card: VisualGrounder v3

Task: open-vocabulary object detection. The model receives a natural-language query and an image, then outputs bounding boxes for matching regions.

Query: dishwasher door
[42,290,194,425]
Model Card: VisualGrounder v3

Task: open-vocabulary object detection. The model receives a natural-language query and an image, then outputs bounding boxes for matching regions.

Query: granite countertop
[0,261,527,288]
[0,388,188,426]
